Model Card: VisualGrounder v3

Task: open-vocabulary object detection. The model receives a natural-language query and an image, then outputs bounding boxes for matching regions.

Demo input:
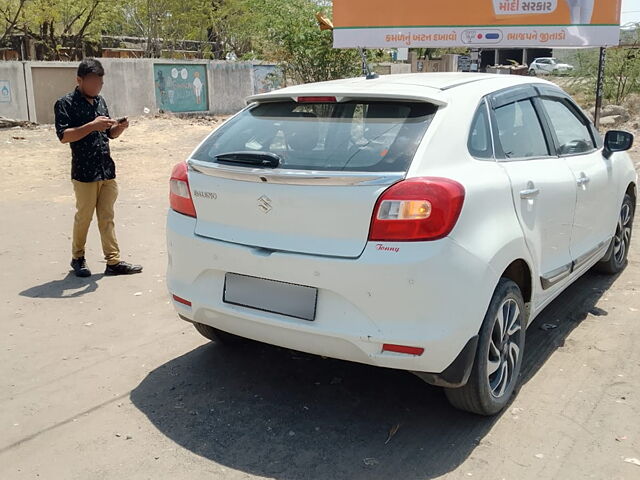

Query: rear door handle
[520,182,540,199]
[577,174,590,186]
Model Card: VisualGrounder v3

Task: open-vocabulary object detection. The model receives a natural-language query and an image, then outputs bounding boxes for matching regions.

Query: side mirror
[603,130,634,159]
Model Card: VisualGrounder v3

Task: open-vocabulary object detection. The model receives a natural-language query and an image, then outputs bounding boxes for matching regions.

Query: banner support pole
[358,47,379,79]
[594,46,607,129]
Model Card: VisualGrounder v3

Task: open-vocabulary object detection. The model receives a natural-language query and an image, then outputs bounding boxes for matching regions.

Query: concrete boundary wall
[0,62,29,121]
[25,62,77,124]
[0,59,271,123]
[208,61,255,114]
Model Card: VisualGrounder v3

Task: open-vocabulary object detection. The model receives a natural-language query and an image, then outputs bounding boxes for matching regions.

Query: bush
[568,28,640,105]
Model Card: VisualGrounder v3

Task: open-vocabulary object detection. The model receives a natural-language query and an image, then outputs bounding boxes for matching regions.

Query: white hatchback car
[529,57,574,76]
[167,73,636,415]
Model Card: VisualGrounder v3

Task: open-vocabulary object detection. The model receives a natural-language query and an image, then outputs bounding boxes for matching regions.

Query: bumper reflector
[172,294,192,307]
[382,344,425,356]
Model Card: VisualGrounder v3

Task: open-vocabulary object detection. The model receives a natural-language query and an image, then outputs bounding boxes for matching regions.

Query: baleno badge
[193,190,217,200]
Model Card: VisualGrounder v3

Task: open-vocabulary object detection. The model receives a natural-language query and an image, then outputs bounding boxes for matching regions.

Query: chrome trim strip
[540,263,572,290]
[573,239,611,271]
[540,238,612,290]
[187,159,405,186]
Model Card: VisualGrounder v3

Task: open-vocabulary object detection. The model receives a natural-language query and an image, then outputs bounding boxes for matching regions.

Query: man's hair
[77,58,104,78]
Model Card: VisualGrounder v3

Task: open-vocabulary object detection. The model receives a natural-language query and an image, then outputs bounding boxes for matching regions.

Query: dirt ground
[1,114,640,480]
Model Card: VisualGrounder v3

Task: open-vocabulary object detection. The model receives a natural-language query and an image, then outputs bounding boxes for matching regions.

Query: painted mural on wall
[252,65,283,95]
[154,64,208,112]
[0,80,11,103]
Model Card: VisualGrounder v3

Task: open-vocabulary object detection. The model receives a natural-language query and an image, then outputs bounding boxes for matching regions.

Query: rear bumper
[166,210,497,377]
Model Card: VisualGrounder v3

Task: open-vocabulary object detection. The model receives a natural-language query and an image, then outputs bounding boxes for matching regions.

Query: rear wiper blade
[215,151,281,169]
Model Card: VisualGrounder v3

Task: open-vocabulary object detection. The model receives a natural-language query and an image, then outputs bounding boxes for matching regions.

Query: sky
[621,0,640,25]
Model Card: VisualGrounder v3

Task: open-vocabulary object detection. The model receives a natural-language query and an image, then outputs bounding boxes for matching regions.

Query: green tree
[570,26,640,105]
[116,0,208,57]
[0,0,28,44]
[241,0,374,83]
[4,0,378,82]
[202,0,254,59]
[186,0,375,81]
[12,0,121,59]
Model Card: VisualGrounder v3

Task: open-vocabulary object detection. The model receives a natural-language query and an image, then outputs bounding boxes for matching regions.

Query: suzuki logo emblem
[258,195,272,213]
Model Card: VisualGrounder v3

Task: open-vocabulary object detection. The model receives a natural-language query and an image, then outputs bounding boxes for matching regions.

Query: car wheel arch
[627,182,637,204]
[487,249,535,327]
[501,259,533,306]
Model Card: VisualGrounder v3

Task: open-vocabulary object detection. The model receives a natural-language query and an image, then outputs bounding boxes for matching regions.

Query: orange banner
[333,0,622,47]
[334,1,621,27]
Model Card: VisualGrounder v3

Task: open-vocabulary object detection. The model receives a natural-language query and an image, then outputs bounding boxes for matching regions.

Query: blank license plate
[223,273,318,321]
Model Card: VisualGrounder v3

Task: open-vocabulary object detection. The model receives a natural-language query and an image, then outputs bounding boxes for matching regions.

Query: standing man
[54,58,143,277]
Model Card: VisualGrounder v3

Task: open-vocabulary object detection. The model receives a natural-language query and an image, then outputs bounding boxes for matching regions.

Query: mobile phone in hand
[117,117,128,124]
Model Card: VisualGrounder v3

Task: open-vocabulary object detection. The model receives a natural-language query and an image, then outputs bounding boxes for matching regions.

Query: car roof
[247,73,556,106]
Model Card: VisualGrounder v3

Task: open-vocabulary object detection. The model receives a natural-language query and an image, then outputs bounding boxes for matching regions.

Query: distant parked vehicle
[529,58,574,76]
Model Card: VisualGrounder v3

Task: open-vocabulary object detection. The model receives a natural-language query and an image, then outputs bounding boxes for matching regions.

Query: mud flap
[412,335,479,388]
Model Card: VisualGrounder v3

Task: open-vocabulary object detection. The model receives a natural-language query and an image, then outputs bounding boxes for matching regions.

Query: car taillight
[170,162,196,218]
[369,177,465,242]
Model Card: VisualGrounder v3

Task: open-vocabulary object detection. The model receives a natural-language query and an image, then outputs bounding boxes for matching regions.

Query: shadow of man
[20,272,103,299]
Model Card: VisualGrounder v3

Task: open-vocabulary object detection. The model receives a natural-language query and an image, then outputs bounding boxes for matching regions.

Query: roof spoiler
[246,92,447,107]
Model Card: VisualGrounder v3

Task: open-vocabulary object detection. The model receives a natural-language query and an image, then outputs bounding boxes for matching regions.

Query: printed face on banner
[333,0,620,48]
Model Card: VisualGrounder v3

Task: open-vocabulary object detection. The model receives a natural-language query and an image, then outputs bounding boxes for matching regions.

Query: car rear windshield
[191,100,438,172]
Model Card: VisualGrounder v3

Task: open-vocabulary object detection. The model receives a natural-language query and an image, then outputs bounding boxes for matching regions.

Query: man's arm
[105,101,129,140]
[107,118,129,140]
[54,96,117,144]
[60,121,96,144]
[60,116,117,144]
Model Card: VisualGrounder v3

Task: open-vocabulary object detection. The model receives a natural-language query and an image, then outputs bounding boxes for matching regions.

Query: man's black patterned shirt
[54,88,116,183]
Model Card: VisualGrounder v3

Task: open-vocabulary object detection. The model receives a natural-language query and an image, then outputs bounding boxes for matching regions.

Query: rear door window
[192,101,438,172]
[494,99,550,159]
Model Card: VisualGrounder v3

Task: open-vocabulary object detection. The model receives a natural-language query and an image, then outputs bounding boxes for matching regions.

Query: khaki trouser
[72,179,121,265]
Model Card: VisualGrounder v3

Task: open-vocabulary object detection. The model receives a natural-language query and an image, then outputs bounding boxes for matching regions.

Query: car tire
[595,194,635,275]
[193,322,247,345]
[528,69,536,76]
[444,279,526,416]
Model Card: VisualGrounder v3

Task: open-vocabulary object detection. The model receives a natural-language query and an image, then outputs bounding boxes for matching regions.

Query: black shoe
[71,257,92,277]
[105,261,143,276]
